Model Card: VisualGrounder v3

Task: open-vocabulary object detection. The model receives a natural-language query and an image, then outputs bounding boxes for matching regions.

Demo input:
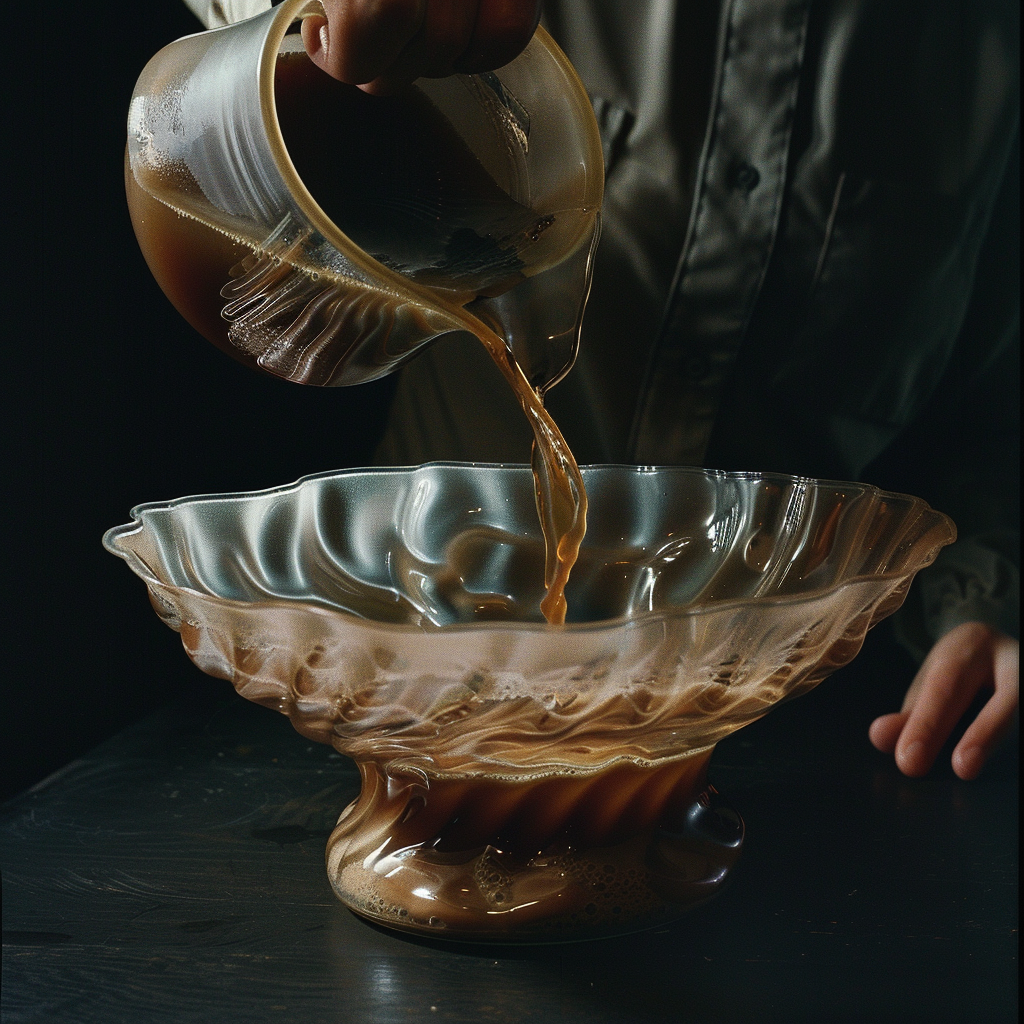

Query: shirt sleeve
[181,0,272,29]
[888,132,1020,660]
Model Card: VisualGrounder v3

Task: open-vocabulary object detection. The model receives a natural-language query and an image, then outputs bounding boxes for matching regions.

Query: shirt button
[728,161,761,193]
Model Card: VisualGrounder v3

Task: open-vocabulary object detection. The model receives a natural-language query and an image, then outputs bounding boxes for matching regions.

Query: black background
[5,5,1018,800]
[4,3,397,800]
[2,14,1016,1021]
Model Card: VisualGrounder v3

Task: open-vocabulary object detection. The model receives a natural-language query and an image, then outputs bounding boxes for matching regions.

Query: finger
[869,711,908,754]
[454,0,542,73]
[894,641,991,777]
[868,661,928,756]
[951,636,1019,780]
[868,647,932,757]
[304,0,426,85]
[300,15,331,72]
[951,687,1018,779]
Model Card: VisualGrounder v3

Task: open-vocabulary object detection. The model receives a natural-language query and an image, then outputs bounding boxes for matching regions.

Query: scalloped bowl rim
[102,462,956,634]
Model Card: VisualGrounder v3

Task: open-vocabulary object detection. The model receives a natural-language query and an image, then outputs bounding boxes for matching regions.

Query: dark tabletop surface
[2,628,1017,1024]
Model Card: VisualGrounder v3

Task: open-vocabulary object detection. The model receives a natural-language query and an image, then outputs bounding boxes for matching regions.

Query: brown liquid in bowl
[326,749,741,942]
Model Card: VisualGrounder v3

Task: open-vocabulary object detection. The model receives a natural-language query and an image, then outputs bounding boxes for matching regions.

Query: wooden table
[2,629,1017,1023]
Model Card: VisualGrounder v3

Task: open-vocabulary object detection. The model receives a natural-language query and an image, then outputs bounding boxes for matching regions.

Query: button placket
[630,0,811,465]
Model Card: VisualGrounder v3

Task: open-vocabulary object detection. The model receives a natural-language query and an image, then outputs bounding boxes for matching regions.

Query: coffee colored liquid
[273,53,543,294]
[326,749,741,941]
[126,49,588,623]
[126,160,259,370]
[273,54,588,622]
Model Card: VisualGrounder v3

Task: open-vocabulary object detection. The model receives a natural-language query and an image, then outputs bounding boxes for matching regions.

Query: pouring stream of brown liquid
[126,51,590,622]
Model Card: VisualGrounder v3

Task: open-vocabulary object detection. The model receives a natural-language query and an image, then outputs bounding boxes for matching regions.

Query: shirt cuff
[181,0,274,29]
[893,531,1020,662]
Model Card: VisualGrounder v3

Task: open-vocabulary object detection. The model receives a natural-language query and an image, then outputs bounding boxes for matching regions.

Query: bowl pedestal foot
[326,750,743,943]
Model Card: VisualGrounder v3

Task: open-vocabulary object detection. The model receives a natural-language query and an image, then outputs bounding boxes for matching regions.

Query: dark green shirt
[376,0,1020,653]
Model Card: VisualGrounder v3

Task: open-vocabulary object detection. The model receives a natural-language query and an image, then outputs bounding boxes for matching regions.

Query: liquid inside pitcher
[127,0,603,622]
[127,2,602,389]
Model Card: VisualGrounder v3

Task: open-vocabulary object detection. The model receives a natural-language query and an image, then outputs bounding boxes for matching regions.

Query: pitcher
[126,0,603,389]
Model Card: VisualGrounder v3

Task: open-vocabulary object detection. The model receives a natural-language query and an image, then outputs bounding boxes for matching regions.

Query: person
[190,0,1020,781]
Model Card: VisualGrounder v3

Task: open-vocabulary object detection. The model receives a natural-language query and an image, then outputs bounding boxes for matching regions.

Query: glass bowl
[103,464,955,942]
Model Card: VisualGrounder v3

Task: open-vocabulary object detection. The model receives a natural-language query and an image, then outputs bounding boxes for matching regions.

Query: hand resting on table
[870,621,1019,780]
